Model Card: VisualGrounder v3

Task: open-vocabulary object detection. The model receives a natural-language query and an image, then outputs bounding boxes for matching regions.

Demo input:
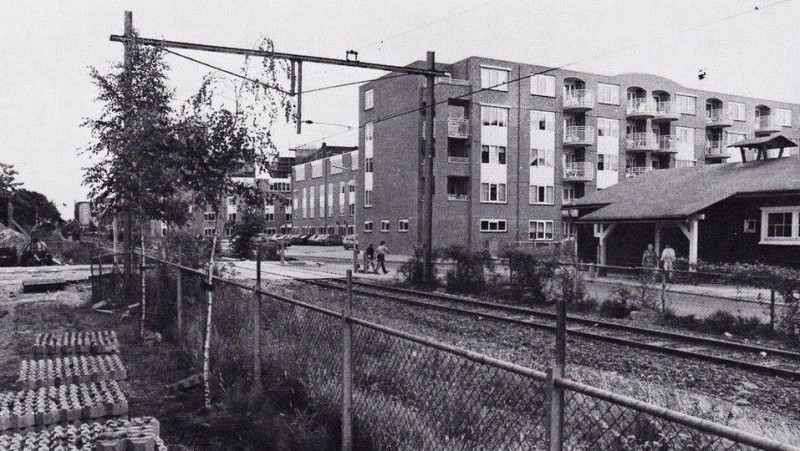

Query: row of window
[363,219,409,233]
[294,150,359,181]
[478,219,558,241]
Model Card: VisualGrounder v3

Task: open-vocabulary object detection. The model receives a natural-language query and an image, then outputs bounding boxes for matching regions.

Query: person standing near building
[364,243,376,274]
[660,244,676,281]
[641,243,658,281]
[376,241,391,275]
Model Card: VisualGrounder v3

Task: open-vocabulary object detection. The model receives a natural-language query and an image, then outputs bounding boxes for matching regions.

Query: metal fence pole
[341,270,354,451]
[176,259,183,341]
[253,247,262,389]
[770,289,776,333]
[661,269,667,313]
[546,296,567,450]
[140,252,146,339]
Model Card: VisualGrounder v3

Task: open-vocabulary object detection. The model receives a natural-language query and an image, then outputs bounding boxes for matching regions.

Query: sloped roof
[571,156,800,222]
[728,133,797,149]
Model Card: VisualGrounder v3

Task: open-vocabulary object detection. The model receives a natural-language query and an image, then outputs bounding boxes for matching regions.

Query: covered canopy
[727,133,797,161]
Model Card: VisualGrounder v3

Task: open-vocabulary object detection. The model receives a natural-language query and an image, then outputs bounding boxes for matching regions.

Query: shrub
[662,309,768,337]
[440,246,494,294]
[398,247,439,288]
[599,286,637,319]
[162,230,219,268]
[504,250,555,304]
[230,212,266,260]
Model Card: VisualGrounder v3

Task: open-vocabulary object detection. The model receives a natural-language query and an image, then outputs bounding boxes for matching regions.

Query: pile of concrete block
[17,354,127,390]
[34,331,119,355]
[0,380,128,431]
[0,417,166,451]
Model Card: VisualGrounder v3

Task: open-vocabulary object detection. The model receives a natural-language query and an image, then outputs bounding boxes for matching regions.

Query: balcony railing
[656,135,678,153]
[563,126,595,146]
[755,114,781,134]
[675,159,697,168]
[447,193,469,201]
[625,132,659,151]
[705,140,730,158]
[435,76,471,86]
[447,155,469,163]
[654,101,679,120]
[563,89,595,110]
[448,118,470,139]
[625,166,653,179]
[705,108,733,127]
[627,98,656,117]
[562,162,594,181]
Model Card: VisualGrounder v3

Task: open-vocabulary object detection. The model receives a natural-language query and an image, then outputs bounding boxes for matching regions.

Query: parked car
[309,234,329,245]
[324,234,344,246]
[343,234,358,250]
[294,234,312,245]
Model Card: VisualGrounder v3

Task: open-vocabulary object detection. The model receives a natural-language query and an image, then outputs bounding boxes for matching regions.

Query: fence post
[253,246,262,389]
[341,270,354,451]
[140,252,146,339]
[770,289,776,333]
[661,269,667,313]
[176,257,183,341]
[98,255,103,304]
[546,296,566,451]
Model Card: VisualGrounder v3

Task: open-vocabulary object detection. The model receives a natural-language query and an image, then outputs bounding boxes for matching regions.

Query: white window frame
[364,189,373,207]
[530,148,554,167]
[530,74,555,97]
[479,219,507,233]
[480,183,507,203]
[529,185,554,205]
[203,227,215,237]
[481,145,507,165]
[777,108,793,127]
[351,150,359,170]
[760,207,800,245]
[364,221,373,233]
[597,83,620,105]
[676,94,697,115]
[729,102,746,121]
[380,220,390,232]
[597,154,619,172]
[398,219,409,232]
[294,165,305,182]
[743,219,757,234]
[311,160,323,178]
[364,89,374,110]
[529,220,554,241]
[480,66,510,91]
[365,157,374,173]
[481,106,509,127]
[597,117,619,138]
[530,110,554,132]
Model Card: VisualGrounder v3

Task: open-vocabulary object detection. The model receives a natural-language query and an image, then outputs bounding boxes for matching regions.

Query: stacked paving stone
[0,417,166,450]
[33,331,119,356]
[0,380,128,432]
[17,354,127,390]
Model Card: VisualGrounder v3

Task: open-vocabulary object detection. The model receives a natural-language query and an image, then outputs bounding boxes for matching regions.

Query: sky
[1,0,799,220]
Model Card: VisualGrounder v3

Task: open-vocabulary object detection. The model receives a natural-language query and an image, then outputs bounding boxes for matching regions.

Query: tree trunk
[203,228,218,409]
[140,225,146,339]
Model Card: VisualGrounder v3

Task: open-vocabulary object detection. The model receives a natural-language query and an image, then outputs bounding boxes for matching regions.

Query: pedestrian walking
[376,241,391,275]
[660,243,676,281]
[364,243,376,274]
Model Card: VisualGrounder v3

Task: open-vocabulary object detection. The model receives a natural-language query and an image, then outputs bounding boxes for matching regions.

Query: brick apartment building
[350,56,800,255]
[291,145,359,236]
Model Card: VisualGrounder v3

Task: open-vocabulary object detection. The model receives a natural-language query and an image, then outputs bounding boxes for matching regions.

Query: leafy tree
[230,210,266,259]
[0,162,22,200]
[0,189,63,230]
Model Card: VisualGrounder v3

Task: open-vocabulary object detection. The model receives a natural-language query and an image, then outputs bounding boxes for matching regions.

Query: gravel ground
[271,280,800,444]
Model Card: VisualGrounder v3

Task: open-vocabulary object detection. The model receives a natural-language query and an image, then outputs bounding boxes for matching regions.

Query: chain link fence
[89,251,798,450]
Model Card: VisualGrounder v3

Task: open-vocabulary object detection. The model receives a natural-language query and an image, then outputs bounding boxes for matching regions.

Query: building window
[365,157,374,172]
[597,117,619,137]
[563,186,576,203]
[481,145,507,164]
[347,225,355,235]
[480,67,509,91]
[760,207,800,244]
[330,155,343,174]
[530,110,554,131]
[776,108,793,127]
[364,189,373,207]
[677,127,694,145]
[729,102,746,121]
[351,150,359,170]
[227,212,237,222]
[480,183,507,203]
[447,176,470,201]
[529,185,554,205]
[203,212,216,222]
[481,106,508,127]
[311,160,323,178]
[286,213,292,221]
[365,89,374,110]
[597,83,620,105]
[364,221,373,233]
[562,222,576,240]
[398,219,409,232]
[294,166,305,182]
[365,122,374,142]
[597,154,619,171]
[480,219,507,232]
[380,220,390,232]
[349,204,355,216]
[743,219,757,233]
[203,227,215,237]
[529,220,554,241]
[530,74,555,97]
[530,148,554,167]
[265,212,274,222]
[676,95,697,115]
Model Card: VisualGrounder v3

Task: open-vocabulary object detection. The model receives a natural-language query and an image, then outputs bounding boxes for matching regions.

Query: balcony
[563,90,595,112]
[448,155,469,164]
[625,166,653,179]
[655,135,678,153]
[705,140,731,159]
[448,118,470,139]
[705,109,733,128]
[435,76,471,87]
[755,115,781,135]
[654,101,680,121]
[563,126,595,146]
[562,162,595,182]
[626,99,656,118]
[625,132,659,151]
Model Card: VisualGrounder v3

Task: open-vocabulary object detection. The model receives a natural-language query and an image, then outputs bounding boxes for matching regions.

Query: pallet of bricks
[0,330,167,450]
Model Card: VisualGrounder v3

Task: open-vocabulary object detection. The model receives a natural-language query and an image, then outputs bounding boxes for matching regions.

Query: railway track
[296,276,800,381]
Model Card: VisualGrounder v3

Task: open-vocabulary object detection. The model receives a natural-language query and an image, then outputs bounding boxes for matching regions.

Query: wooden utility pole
[122,11,134,306]
[422,52,436,284]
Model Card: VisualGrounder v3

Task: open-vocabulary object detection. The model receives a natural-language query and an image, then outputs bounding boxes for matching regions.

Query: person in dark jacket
[364,243,376,274]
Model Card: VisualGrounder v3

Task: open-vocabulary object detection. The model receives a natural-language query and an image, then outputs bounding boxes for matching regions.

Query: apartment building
[357,56,800,255]
[291,145,359,236]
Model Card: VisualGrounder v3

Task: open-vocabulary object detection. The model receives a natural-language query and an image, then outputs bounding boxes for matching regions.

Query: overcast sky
[1,0,799,220]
